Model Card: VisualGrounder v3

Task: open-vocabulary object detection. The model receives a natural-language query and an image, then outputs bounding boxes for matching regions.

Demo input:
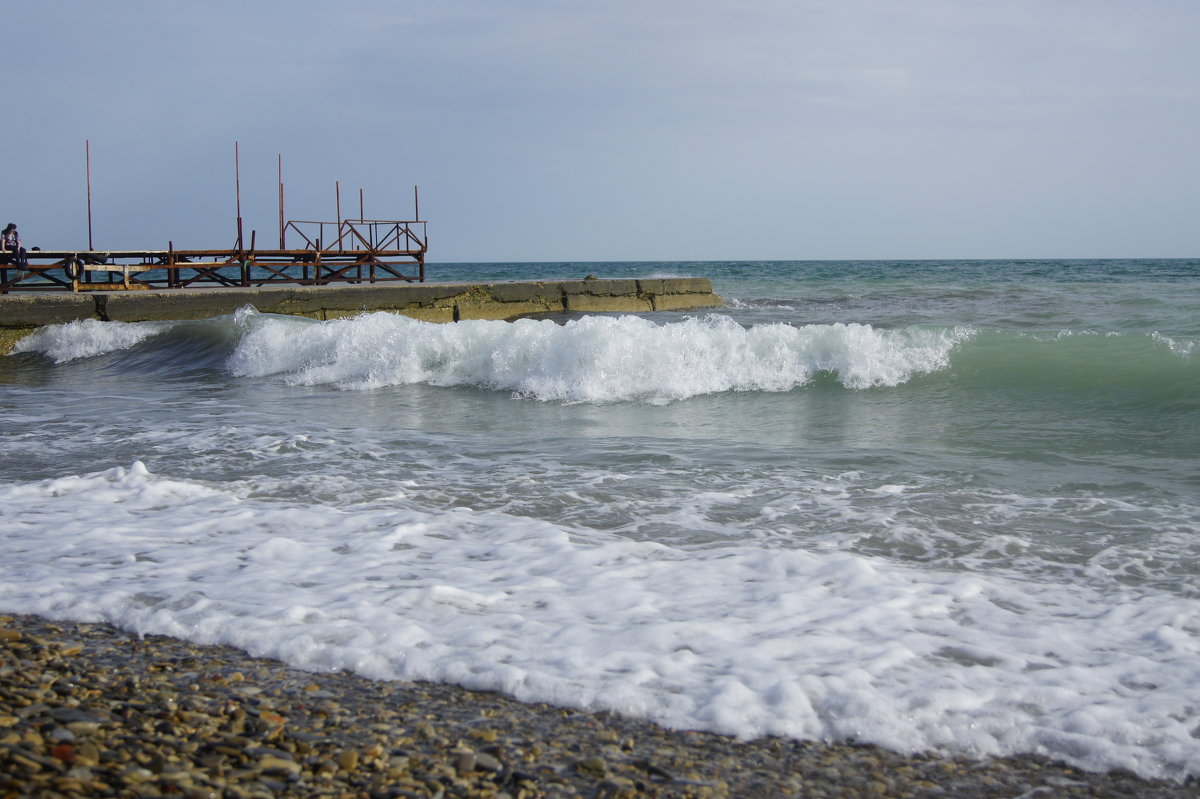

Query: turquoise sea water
[1,259,1198,778]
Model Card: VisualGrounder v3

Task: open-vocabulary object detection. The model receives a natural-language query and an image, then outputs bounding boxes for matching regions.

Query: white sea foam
[225,313,969,401]
[1150,331,1196,357]
[11,318,173,362]
[1,463,1198,779]
[724,297,801,311]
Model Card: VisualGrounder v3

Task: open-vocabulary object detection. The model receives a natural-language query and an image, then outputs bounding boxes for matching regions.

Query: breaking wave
[9,309,1195,405]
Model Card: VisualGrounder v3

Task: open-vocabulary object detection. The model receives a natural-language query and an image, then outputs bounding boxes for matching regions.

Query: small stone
[633,759,673,780]
[76,741,101,766]
[336,749,359,771]
[49,707,104,724]
[122,765,155,783]
[258,755,301,777]
[595,777,638,799]
[49,725,76,742]
[474,751,503,772]
[11,755,41,773]
[51,742,76,763]
[16,702,51,720]
[53,777,87,793]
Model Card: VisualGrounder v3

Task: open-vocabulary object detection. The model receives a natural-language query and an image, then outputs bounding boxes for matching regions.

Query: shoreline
[1,613,1192,798]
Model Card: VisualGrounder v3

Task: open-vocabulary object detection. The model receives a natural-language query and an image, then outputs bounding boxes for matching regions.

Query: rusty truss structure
[1,142,428,294]
[0,218,427,293]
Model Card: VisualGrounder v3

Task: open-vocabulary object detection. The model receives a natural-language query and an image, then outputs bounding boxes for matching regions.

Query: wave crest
[12,318,173,363]
[225,313,970,402]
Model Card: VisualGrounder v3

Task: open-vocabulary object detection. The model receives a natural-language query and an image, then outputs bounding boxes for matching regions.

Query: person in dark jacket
[1,223,27,268]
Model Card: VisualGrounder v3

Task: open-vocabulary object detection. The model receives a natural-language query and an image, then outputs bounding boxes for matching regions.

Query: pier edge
[0,278,723,354]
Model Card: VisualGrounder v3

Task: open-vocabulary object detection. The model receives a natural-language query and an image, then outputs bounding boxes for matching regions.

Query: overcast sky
[5,1,1198,262]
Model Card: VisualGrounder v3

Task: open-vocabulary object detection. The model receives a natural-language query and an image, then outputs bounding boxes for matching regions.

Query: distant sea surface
[2,259,1198,779]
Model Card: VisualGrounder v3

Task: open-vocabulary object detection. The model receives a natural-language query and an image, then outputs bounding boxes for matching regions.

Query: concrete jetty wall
[0,278,722,354]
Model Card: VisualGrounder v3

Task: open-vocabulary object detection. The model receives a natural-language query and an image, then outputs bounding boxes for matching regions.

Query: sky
[4,1,1198,262]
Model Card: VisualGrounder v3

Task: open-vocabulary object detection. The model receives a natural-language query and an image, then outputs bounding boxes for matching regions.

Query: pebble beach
[1,614,1194,799]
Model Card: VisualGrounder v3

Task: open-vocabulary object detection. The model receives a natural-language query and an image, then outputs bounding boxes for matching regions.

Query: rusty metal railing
[0,218,427,293]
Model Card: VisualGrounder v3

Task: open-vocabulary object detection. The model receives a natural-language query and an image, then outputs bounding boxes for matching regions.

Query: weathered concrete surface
[0,278,723,353]
[0,293,96,325]
[0,295,98,355]
[0,327,37,356]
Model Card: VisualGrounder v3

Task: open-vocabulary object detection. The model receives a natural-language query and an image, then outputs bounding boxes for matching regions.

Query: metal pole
[278,154,285,249]
[244,230,255,286]
[235,142,244,251]
[414,185,420,220]
[85,140,94,250]
[335,181,342,251]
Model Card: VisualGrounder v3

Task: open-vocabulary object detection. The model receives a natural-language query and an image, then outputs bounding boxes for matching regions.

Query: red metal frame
[0,218,427,293]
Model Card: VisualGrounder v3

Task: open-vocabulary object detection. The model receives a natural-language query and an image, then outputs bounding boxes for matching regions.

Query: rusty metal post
[244,230,255,286]
[278,154,285,249]
[85,140,94,250]
[235,142,244,252]
[359,188,365,250]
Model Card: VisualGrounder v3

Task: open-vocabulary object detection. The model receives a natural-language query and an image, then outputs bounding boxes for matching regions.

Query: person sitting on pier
[1,223,27,268]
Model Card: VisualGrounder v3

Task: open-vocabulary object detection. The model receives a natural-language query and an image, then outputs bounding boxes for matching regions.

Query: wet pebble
[1,614,1197,798]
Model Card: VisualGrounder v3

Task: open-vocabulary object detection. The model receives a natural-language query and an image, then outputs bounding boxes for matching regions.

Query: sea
[1,259,1198,780]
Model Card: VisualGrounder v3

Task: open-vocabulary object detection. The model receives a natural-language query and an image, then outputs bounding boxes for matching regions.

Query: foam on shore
[2,612,1195,797]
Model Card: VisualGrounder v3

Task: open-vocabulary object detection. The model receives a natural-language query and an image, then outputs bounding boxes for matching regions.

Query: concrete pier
[0,278,722,354]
